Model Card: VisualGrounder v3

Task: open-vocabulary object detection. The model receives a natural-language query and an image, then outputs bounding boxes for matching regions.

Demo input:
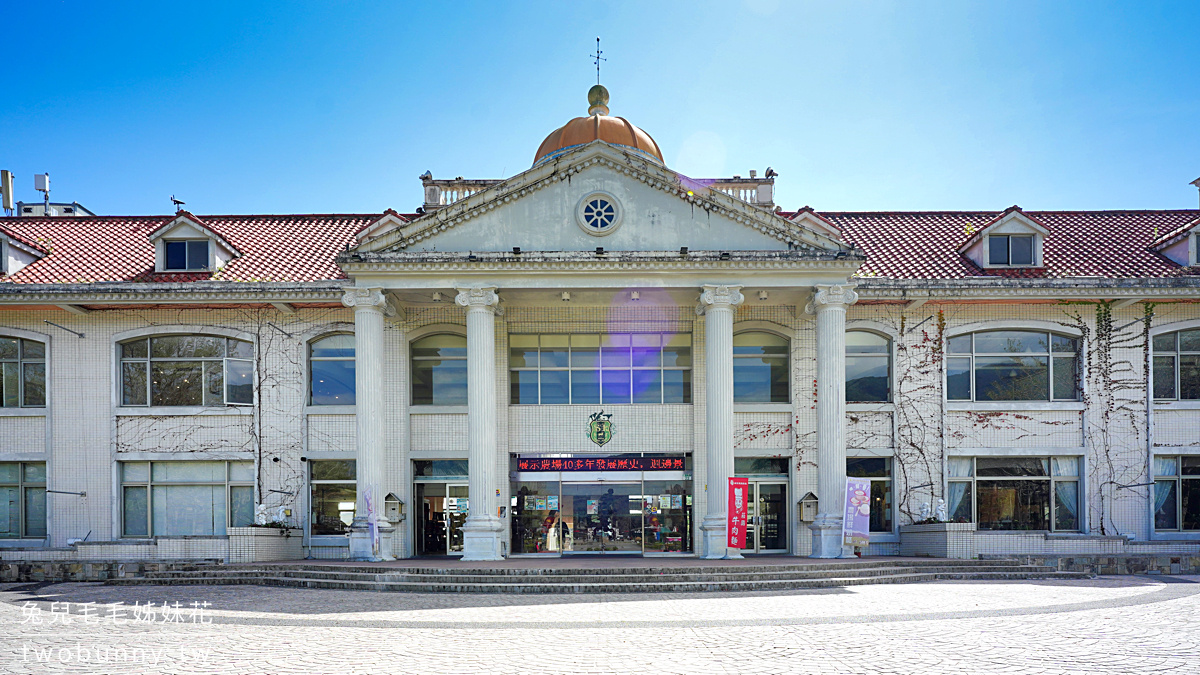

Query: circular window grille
[576,193,622,236]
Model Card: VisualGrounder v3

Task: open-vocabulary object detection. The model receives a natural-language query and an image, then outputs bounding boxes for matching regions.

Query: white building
[2,86,1200,563]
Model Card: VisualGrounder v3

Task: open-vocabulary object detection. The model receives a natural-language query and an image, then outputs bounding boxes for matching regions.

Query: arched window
[1152,329,1200,400]
[120,335,253,407]
[733,332,789,403]
[946,330,1078,402]
[411,334,467,406]
[846,331,891,403]
[309,334,355,405]
[0,337,45,407]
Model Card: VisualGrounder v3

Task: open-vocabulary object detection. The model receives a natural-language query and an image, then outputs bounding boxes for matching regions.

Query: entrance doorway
[415,483,468,556]
[562,483,642,553]
[744,482,787,553]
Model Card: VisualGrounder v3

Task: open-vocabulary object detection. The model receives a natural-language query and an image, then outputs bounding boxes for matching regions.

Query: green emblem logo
[587,410,614,446]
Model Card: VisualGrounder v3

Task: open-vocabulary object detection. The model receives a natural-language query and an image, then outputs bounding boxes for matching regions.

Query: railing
[421,177,503,211]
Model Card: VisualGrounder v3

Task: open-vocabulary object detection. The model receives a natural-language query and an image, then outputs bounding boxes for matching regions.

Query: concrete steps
[106,559,1089,593]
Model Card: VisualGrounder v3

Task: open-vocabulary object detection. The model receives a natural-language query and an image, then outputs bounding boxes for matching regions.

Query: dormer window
[988,235,1035,266]
[959,207,1049,270]
[164,240,210,271]
[148,213,239,274]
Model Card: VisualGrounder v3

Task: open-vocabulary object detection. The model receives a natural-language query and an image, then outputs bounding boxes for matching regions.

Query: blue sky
[2,1,1198,215]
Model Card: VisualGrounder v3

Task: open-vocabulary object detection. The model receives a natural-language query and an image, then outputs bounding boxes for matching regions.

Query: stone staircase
[105,559,1089,594]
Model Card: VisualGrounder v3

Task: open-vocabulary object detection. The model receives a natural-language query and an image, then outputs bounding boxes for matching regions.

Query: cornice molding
[0,281,349,305]
[341,251,863,275]
[855,276,1200,301]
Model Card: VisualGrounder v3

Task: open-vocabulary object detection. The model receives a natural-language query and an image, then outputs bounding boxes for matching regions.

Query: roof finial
[587,38,610,116]
[591,37,605,85]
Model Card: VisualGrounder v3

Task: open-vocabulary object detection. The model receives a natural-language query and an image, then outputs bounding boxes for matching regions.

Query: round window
[576,192,622,236]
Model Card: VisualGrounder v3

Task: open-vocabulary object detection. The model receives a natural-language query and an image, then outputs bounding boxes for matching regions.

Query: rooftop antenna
[590,37,605,85]
[34,173,50,214]
[170,195,186,212]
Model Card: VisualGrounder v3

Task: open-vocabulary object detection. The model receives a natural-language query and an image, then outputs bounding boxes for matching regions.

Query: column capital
[342,287,397,316]
[696,284,745,315]
[804,283,859,315]
[455,286,500,311]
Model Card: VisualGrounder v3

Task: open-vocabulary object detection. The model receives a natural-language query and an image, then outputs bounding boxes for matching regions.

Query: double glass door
[744,481,787,553]
[415,483,468,556]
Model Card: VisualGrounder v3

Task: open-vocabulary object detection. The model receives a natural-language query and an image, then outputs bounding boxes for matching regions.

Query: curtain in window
[1054,481,1079,530]
[1154,480,1177,529]
[946,482,969,521]
[1051,457,1079,476]
[1153,456,1178,476]
[947,458,973,478]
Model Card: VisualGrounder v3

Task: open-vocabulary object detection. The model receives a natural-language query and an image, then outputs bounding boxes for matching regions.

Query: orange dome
[532,86,664,167]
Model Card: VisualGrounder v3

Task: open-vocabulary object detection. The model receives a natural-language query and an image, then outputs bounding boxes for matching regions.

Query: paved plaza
[1,576,1199,674]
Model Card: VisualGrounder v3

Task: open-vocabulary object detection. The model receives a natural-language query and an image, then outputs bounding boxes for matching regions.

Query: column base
[699,515,743,559]
[348,520,391,562]
[808,515,851,559]
[460,516,505,561]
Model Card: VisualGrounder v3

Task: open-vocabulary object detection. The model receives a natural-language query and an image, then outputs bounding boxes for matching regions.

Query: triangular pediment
[354,142,850,255]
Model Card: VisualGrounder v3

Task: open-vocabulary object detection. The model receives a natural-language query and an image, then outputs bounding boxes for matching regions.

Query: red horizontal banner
[517,457,685,472]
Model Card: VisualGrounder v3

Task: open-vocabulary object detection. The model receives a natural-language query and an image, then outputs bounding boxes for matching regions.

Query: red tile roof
[2,208,1199,284]
[812,209,1200,279]
[0,214,379,284]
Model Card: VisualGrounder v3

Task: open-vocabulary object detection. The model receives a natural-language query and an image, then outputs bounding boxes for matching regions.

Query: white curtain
[947,457,973,478]
[946,482,969,521]
[1153,456,1178,477]
[1154,480,1176,523]
[1055,481,1079,526]
[1051,457,1079,477]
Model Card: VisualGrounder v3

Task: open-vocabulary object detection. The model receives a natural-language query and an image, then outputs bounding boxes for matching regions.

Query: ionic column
[342,287,394,561]
[697,284,744,559]
[806,283,858,558]
[455,286,504,561]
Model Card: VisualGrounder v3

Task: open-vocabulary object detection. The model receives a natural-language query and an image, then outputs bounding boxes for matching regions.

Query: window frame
[946,456,1082,532]
[945,329,1080,403]
[1151,329,1200,401]
[845,329,892,404]
[0,336,46,408]
[846,456,893,533]
[119,460,254,538]
[508,332,693,405]
[118,334,255,408]
[308,333,356,406]
[0,461,46,539]
[162,239,211,272]
[309,460,357,537]
[733,330,791,404]
[986,234,1036,267]
[410,332,469,407]
[1152,455,1200,532]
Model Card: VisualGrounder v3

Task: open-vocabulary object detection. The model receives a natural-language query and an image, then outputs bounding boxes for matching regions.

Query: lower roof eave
[0,280,351,306]
[856,276,1200,302]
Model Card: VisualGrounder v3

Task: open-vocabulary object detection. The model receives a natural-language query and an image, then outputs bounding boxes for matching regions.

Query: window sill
[846,403,894,413]
[306,405,356,415]
[1152,400,1200,409]
[0,408,46,417]
[115,406,254,417]
[733,403,791,413]
[945,401,1085,412]
[411,406,468,415]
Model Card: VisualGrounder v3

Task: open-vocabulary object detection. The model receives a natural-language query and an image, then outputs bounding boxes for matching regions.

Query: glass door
[744,481,787,553]
[562,483,642,553]
[446,483,467,555]
[415,482,469,556]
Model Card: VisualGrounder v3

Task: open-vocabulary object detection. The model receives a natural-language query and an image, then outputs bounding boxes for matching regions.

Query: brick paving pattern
[1,576,1198,674]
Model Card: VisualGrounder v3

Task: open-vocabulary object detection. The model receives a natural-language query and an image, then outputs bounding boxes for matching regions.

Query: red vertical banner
[728,477,749,548]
